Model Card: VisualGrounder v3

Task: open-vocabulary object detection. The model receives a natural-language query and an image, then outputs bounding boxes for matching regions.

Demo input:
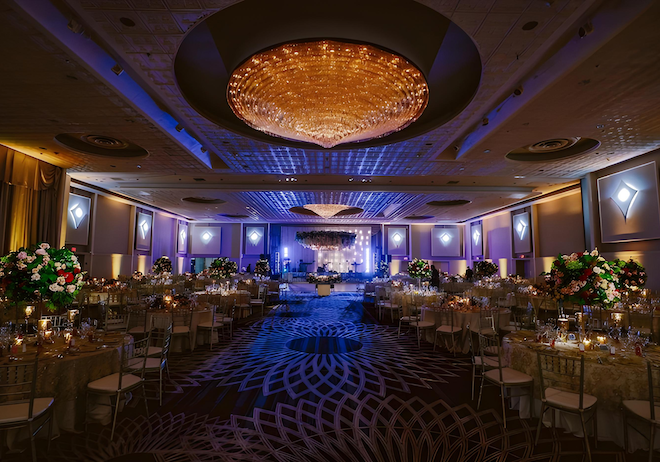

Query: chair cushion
[378,302,397,308]
[172,326,190,334]
[0,398,54,424]
[410,321,435,328]
[484,367,534,385]
[128,357,162,370]
[436,325,461,333]
[221,317,233,323]
[400,316,419,322]
[198,321,223,328]
[545,387,597,410]
[473,356,499,367]
[147,346,162,357]
[128,326,150,334]
[87,373,142,392]
[623,400,660,421]
[500,325,518,332]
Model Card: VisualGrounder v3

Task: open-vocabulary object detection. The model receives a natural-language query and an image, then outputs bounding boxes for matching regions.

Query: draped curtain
[0,146,64,254]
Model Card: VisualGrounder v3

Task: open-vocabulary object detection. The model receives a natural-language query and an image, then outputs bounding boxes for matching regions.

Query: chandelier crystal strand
[227,40,429,148]
[303,204,352,219]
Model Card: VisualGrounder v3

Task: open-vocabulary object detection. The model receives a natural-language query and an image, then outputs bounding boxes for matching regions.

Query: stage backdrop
[280,225,374,273]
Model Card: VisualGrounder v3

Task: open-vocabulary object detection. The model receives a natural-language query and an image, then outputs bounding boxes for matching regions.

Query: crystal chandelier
[227,40,429,148]
[303,204,352,219]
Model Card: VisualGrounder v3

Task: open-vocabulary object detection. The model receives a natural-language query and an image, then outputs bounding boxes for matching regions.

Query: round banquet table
[421,307,511,353]
[503,330,660,451]
[145,309,213,351]
[1,331,130,446]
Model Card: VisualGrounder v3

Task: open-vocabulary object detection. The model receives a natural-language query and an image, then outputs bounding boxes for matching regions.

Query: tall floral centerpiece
[549,249,620,332]
[612,258,646,292]
[152,256,172,275]
[474,261,499,279]
[0,243,85,312]
[408,258,431,289]
[255,258,270,277]
[295,231,356,250]
[377,260,389,278]
[209,257,238,279]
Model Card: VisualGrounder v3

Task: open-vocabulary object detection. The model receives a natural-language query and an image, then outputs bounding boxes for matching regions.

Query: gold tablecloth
[1,332,129,435]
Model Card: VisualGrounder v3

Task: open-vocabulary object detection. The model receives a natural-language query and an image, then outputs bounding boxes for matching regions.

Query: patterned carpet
[10,293,650,461]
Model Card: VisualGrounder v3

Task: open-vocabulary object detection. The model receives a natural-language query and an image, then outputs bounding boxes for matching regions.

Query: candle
[64,333,72,346]
[38,319,51,332]
[610,346,616,356]
[44,330,53,341]
[579,343,585,352]
[25,305,34,317]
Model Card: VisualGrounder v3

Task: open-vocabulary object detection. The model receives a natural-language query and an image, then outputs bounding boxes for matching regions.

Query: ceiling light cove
[227,40,429,148]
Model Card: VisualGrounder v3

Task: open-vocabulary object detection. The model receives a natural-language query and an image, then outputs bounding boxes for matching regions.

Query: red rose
[584,268,593,277]
[74,267,80,274]
[579,274,588,281]
[577,252,583,257]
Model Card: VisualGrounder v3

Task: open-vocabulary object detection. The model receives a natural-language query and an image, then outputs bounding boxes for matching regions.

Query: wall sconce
[392,232,403,248]
[201,231,213,243]
[612,180,638,220]
[69,203,86,229]
[139,220,149,239]
[515,220,527,240]
[472,229,480,246]
[249,231,260,244]
[179,229,186,246]
[440,233,451,245]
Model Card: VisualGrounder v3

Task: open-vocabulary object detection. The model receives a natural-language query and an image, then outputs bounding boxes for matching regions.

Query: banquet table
[503,330,660,451]
[1,331,130,445]
[422,307,511,353]
[195,290,253,319]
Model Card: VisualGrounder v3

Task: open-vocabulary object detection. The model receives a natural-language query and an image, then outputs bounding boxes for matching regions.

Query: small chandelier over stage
[303,204,352,219]
[227,40,429,148]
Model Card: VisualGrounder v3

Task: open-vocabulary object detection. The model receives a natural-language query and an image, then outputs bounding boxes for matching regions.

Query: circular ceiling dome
[506,137,600,161]
[182,197,226,205]
[404,215,434,220]
[54,133,148,158]
[227,40,429,148]
[174,0,481,149]
[289,206,363,218]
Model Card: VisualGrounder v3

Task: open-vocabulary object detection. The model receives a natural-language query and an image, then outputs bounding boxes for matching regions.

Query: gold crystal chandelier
[227,40,429,148]
[303,204,352,219]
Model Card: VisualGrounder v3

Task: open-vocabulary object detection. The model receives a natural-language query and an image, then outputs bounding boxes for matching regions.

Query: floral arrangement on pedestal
[255,258,270,276]
[132,271,144,281]
[0,243,85,310]
[152,256,172,275]
[474,261,499,279]
[209,257,238,279]
[612,258,646,291]
[377,260,389,277]
[549,249,620,306]
[407,258,431,280]
[295,231,357,250]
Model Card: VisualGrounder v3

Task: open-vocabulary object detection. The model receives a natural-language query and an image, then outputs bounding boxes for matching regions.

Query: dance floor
[13,293,649,461]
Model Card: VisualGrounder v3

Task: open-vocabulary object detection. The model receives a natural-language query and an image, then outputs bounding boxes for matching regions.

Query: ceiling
[0,0,659,223]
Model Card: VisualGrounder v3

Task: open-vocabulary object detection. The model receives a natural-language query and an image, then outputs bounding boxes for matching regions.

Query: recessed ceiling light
[514,175,525,179]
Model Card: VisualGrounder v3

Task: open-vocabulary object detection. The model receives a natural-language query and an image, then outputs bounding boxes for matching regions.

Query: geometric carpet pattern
[11,292,643,461]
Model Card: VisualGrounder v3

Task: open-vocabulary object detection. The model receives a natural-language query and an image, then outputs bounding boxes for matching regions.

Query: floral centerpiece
[255,258,270,276]
[474,261,499,278]
[132,271,144,281]
[377,260,389,277]
[209,257,238,279]
[407,258,431,280]
[612,258,646,291]
[152,256,172,275]
[0,243,85,311]
[295,231,356,250]
[549,249,620,307]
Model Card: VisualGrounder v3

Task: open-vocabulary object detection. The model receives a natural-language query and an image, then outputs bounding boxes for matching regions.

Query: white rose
[56,276,66,285]
[71,256,76,261]
[66,285,76,293]
[49,283,60,292]
[31,273,41,281]
[35,248,47,256]
[590,250,598,257]
[17,263,27,270]
[17,251,28,260]
[40,243,50,250]
[55,262,61,268]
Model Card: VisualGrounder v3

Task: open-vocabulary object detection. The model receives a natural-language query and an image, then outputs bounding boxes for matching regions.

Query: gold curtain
[0,146,63,253]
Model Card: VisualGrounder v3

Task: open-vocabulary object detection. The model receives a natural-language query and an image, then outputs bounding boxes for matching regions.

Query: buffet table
[504,330,660,451]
